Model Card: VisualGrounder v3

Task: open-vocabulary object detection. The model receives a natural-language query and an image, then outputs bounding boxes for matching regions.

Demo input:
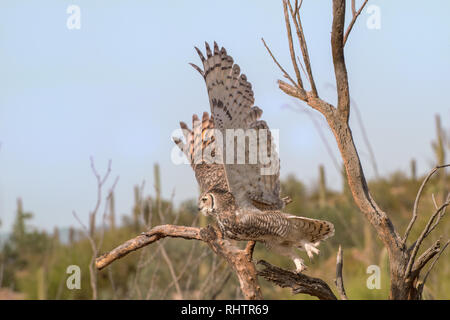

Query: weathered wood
[257,260,337,300]
[96,224,262,300]
[271,0,450,300]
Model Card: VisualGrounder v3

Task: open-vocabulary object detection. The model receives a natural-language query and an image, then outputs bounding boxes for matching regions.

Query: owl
[174,42,334,272]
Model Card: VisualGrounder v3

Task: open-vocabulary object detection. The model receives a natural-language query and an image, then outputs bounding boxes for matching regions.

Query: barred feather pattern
[223,211,334,244]
[173,112,228,193]
[174,112,290,209]
[201,189,335,272]
[191,42,283,210]
[183,42,335,272]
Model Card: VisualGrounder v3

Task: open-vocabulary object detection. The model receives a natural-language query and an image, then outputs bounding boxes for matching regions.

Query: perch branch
[257,260,337,300]
[96,224,262,300]
[96,225,201,270]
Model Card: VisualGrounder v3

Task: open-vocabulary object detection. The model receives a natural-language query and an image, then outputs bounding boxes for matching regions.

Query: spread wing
[190,42,284,210]
[174,112,291,209]
[173,112,228,194]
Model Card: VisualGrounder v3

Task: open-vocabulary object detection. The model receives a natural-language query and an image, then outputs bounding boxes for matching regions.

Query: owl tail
[288,215,335,243]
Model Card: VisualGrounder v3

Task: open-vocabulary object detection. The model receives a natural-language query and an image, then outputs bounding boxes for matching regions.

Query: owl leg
[292,255,307,273]
[303,242,320,260]
[269,243,307,273]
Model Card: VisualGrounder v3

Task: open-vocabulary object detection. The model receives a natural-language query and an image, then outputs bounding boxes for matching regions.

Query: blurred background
[0,0,449,299]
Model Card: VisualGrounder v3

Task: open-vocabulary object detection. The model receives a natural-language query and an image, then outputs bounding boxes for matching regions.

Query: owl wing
[173,112,228,193]
[239,211,334,243]
[190,42,284,210]
[174,112,291,209]
[286,215,335,243]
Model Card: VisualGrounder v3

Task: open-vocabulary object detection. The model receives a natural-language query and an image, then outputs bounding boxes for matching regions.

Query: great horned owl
[174,42,334,272]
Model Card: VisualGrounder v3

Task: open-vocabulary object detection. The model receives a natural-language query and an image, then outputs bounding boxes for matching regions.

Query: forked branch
[343,0,369,46]
[257,260,337,300]
[257,245,349,300]
[96,224,262,300]
[403,164,450,244]
[269,0,448,299]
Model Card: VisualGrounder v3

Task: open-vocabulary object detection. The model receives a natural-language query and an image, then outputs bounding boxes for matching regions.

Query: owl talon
[304,242,320,259]
[294,267,307,274]
[294,264,307,273]
[293,257,307,273]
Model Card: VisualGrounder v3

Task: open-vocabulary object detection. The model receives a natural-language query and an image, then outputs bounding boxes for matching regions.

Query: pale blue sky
[0,0,449,232]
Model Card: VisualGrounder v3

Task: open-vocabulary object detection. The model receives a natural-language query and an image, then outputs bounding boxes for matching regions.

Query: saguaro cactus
[319,165,327,208]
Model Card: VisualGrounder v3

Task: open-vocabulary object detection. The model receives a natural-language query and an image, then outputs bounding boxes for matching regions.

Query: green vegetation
[0,162,448,300]
[0,120,448,300]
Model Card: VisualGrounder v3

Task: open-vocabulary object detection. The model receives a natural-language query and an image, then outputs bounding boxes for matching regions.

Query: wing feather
[287,215,335,242]
[173,113,228,193]
[191,43,284,209]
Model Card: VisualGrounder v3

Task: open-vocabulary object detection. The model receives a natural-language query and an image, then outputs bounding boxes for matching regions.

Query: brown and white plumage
[174,112,228,193]
[191,42,284,211]
[174,42,334,272]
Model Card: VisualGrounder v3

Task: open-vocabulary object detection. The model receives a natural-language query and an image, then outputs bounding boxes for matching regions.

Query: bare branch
[262,38,297,87]
[420,240,449,288]
[331,0,350,121]
[257,260,337,300]
[278,80,335,117]
[96,225,201,270]
[72,158,118,300]
[293,0,303,17]
[283,0,303,88]
[158,242,184,299]
[286,0,318,97]
[343,0,369,46]
[271,0,446,300]
[426,193,448,238]
[403,164,450,244]
[278,79,307,101]
[96,224,262,300]
[210,270,233,300]
[411,239,441,277]
[406,194,450,277]
[335,245,348,300]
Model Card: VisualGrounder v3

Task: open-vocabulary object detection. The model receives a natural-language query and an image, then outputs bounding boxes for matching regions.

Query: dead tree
[74,158,119,300]
[95,0,448,300]
[261,0,449,299]
[96,225,262,299]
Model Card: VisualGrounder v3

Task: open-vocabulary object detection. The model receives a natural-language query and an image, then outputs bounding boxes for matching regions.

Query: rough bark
[96,224,262,300]
[96,0,449,301]
[268,0,449,299]
[257,260,337,300]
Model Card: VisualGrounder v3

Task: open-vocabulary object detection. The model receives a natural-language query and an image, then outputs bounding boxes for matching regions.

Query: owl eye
[201,198,207,202]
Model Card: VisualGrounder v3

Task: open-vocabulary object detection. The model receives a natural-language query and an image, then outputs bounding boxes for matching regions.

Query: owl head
[198,188,235,216]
